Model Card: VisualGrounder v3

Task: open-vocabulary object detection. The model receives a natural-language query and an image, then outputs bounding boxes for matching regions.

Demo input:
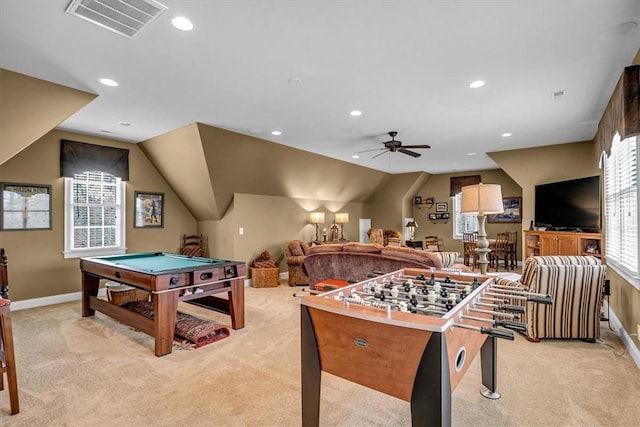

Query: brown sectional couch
[302,242,469,288]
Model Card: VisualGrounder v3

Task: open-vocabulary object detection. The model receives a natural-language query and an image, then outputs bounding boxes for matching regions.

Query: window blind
[604,134,638,275]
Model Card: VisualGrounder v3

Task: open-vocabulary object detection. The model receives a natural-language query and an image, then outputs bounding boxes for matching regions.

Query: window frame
[63,172,127,259]
[604,134,640,290]
[452,193,478,240]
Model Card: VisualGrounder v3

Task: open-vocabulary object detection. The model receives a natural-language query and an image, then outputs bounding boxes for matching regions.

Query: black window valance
[450,174,481,196]
[60,139,129,181]
[597,64,640,156]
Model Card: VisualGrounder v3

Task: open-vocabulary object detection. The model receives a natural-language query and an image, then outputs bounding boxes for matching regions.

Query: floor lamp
[461,183,504,274]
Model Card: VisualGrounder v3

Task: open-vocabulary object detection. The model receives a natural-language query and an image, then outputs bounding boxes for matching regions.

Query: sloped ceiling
[0,68,97,165]
[141,122,389,220]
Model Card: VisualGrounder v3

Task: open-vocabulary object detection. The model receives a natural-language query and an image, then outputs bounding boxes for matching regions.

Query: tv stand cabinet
[524,231,604,259]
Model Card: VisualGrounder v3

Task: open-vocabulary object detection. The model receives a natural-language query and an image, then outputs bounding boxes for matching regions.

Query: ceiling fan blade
[358,147,387,153]
[401,144,431,149]
[398,148,421,158]
[371,150,390,159]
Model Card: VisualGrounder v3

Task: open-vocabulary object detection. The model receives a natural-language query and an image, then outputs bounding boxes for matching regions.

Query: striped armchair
[496,256,606,342]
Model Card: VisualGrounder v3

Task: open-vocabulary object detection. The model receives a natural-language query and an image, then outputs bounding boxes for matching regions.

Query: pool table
[80,252,246,356]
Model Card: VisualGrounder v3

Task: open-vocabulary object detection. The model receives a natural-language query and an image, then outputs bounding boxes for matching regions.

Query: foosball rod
[467,307,519,319]
[487,287,553,304]
[474,301,525,314]
[458,313,528,333]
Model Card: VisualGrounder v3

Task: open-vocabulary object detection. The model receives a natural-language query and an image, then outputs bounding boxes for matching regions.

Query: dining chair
[491,232,511,271]
[462,232,478,270]
[507,231,518,270]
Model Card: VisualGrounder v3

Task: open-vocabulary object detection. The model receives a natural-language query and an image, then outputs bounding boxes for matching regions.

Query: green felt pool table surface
[95,252,228,274]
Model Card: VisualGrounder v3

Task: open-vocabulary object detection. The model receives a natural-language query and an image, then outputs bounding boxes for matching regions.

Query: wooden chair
[181,234,203,257]
[0,249,19,415]
[491,232,511,271]
[0,248,7,299]
[507,231,518,270]
[424,236,441,252]
[462,232,478,270]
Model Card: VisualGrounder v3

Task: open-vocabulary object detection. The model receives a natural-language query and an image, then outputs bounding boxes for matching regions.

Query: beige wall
[203,193,366,275]
[0,69,97,165]
[412,169,522,258]
[0,129,197,300]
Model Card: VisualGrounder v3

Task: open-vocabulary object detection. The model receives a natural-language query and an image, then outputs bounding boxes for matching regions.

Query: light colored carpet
[1,281,639,426]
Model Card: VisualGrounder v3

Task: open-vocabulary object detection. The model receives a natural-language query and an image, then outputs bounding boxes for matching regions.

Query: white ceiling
[1,0,639,174]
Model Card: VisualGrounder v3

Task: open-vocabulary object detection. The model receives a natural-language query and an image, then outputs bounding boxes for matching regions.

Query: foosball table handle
[496,320,528,333]
[528,294,553,305]
[480,327,515,341]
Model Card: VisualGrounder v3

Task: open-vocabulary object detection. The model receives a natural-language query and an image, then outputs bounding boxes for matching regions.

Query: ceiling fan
[361,131,431,159]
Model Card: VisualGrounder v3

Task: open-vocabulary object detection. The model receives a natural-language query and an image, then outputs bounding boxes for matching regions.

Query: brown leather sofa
[302,242,469,288]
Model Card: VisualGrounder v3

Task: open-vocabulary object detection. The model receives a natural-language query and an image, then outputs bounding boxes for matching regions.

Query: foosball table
[300,268,551,426]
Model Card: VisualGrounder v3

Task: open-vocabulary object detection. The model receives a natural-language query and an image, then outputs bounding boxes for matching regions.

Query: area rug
[121,300,230,348]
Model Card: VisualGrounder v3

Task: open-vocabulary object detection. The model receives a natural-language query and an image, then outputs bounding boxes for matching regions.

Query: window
[604,134,639,287]
[452,193,478,239]
[63,171,126,258]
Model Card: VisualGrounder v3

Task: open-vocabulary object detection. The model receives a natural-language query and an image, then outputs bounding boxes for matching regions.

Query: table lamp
[309,212,325,244]
[406,220,418,241]
[334,212,349,241]
[460,183,503,274]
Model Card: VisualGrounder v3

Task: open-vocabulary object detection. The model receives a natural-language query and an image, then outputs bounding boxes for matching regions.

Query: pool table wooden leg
[152,291,179,357]
[228,278,245,329]
[82,273,100,317]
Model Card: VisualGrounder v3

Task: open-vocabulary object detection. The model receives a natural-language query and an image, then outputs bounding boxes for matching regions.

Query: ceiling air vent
[65,0,168,39]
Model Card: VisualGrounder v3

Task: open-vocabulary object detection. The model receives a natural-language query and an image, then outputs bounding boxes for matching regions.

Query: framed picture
[425,197,434,206]
[488,197,522,223]
[414,196,422,204]
[428,213,437,220]
[0,182,51,230]
[435,202,448,212]
[134,191,164,228]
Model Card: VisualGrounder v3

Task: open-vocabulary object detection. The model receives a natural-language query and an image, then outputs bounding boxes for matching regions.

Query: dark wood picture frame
[134,191,164,228]
[0,182,52,230]
[488,197,522,223]
[435,202,448,212]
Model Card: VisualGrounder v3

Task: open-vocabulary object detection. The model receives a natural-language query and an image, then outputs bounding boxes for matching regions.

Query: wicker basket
[251,267,280,288]
[106,282,149,305]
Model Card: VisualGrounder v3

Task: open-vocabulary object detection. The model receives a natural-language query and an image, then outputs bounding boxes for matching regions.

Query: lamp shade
[308,212,325,224]
[460,183,504,215]
[406,220,418,229]
[334,213,349,224]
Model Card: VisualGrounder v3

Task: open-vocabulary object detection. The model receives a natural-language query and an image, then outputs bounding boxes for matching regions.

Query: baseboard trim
[603,300,640,369]
[10,288,107,311]
[10,277,256,311]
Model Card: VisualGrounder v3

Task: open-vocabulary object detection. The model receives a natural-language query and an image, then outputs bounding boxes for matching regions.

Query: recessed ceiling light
[98,78,118,87]
[271,130,282,136]
[118,121,131,126]
[469,80,485,89]
[171,16,193,31]
[288,77,303,84]
[501,132,512,137]
[352,155,360,159]
[350,110,362,117]
[466,152,477,156]
[552,90,566,101]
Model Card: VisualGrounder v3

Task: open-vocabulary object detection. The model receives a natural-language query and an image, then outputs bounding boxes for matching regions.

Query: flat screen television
[534,176,601,232]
